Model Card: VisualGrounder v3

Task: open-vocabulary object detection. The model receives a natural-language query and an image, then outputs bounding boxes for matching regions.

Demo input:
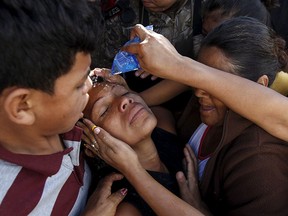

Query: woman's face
[83,82,157,145]
[195,46,234,126]
[141,0,177,12]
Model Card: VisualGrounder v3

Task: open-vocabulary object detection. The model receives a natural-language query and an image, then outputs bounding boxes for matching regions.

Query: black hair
[0,0,103,94]
[200,16,287,85]
[202,0,279,27]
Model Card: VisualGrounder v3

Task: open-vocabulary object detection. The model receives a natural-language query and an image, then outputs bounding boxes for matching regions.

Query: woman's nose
[194,88,208,98]
[119,96,134,112]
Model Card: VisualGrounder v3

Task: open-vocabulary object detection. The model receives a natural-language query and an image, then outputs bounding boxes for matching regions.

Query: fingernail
[94,127,100,134]
[120,188,128,196]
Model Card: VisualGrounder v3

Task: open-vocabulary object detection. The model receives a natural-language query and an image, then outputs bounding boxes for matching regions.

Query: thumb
[109,188,128,205]
[176,171,189,195]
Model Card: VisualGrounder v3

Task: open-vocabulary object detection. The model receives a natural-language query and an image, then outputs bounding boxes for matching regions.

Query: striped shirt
[0,126,91,216]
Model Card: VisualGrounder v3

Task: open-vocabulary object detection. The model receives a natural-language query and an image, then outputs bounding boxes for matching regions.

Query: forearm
[140,79,189,106]
[167,56,288,141]
[124,165,205,216]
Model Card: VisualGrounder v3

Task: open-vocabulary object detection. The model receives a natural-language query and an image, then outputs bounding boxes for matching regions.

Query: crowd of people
[0,0,288,215]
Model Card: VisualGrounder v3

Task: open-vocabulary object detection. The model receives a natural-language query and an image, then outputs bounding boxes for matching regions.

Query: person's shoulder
[223,110,288,149]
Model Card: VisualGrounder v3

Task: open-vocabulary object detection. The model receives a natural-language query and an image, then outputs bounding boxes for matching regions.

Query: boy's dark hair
[202,0,279,27]
[0,0,103,94]
[201,16,287,85]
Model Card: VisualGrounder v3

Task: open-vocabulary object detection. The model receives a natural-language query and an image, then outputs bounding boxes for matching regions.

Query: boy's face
[84,82,157,145]
[33,52,92,134]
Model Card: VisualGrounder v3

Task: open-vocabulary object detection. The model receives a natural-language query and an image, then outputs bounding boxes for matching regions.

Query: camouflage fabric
[148,0,195,57]
[91,0,199,69]
[90,0,140,68]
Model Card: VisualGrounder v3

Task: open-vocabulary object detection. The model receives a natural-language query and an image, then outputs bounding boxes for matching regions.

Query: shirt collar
[0,126,83,176]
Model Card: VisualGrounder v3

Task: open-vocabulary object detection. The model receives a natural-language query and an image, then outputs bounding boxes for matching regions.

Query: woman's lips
[199,104,216,117]
[200,105,215,112]
[129,104,146,124]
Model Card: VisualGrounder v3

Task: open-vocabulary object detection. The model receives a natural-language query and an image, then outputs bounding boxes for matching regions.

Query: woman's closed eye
[100,106,109,117]
[97,91,132,118]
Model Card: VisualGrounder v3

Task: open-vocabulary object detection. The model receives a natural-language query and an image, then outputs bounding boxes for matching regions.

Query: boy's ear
[257,75,269,87]
[4,88,35,125]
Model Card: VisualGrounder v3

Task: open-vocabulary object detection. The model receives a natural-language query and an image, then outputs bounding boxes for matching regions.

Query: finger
[183,147,193,174]
[90,173,124,205]
[176,171,187,184]
[92,69,129,88]
[122,42,141,57]
[77,120,98,147]
[183,146,198,188]
[135,69,144,77]
[84,143,99,157]
[92,68,111,78]
[91,126,139,173]
[92,126,121,153]
[140,72,150,79]
[84,146,96,158]
[83,118,96,131]
[97,173,124,193]
[151,75,158,81]
[181,157,187,177]
[176,171,190,196]
[129,24,148,41]
[185,145,198,173]
[108,188,128,205]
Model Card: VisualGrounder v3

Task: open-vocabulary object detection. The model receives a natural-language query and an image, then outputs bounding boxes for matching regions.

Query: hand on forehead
[90,68,129,89]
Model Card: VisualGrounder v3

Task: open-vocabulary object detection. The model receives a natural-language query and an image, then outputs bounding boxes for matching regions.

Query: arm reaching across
[123,24,288,142]
[140,79,189,107]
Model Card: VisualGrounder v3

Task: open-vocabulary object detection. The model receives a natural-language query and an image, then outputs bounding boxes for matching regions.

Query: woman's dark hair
[0,0,103,94]
[202,0,279,27]
[200,16,287,85]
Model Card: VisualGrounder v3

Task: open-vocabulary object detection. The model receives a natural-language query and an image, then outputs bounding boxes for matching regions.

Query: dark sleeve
[215,137,288,216]
[152,127,184,176]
